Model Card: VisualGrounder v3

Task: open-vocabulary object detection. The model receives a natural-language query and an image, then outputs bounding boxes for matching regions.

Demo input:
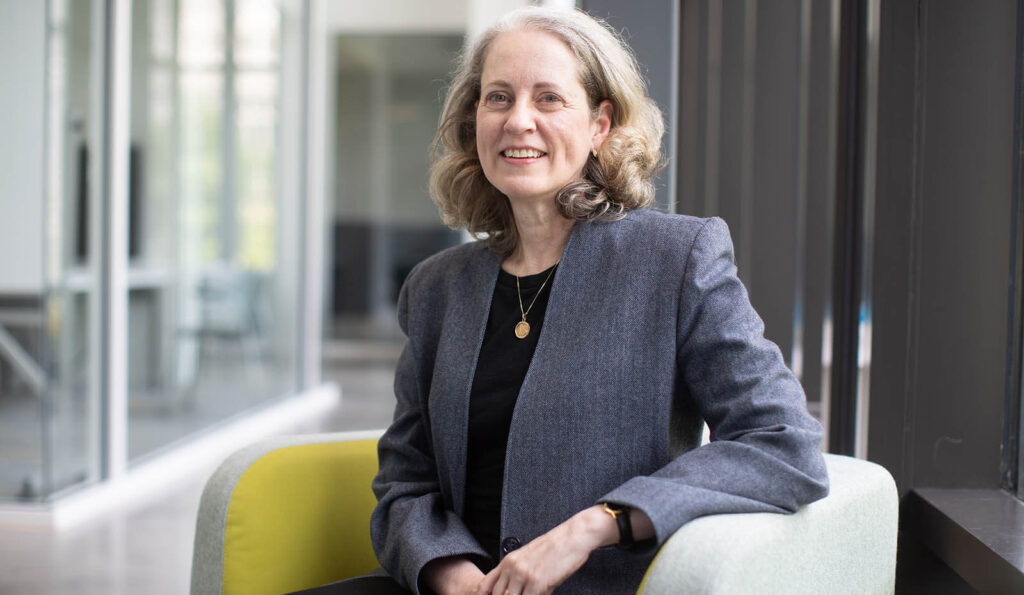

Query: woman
[355,6,825,595]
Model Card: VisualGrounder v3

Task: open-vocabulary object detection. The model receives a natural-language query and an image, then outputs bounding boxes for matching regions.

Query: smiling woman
[298,6,828,595]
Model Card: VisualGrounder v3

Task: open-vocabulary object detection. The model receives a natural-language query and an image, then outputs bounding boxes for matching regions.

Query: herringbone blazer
[370,209,829,594]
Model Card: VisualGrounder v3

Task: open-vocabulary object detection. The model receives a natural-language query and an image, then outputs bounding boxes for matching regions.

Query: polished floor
[0,360,397,595]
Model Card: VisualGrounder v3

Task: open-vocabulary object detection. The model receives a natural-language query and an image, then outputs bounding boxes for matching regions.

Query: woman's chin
[491,179,565,205]
[502,190,559,207]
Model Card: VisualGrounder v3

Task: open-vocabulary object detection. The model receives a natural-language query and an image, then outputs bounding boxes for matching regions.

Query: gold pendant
[514,320,531,339]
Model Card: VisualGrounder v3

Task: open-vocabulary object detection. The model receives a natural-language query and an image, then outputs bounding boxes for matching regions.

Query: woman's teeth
[503,148,545,158]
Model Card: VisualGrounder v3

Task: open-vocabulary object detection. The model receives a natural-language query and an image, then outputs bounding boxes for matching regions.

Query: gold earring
[592,148,598,158]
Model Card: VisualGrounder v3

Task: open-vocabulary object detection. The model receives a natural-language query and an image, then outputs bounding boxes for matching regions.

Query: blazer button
[501,536,521,554]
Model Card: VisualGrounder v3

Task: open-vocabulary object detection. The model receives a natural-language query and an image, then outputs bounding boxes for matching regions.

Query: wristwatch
[602,503,635,549]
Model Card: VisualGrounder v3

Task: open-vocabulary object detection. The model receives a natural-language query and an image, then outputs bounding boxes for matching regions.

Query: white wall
[467,0,576,41]
[324,0,560,38]
[0,1,46,293]
[326,0,468,33]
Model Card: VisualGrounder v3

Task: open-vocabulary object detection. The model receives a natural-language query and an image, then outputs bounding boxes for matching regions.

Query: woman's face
[475,29,611,206]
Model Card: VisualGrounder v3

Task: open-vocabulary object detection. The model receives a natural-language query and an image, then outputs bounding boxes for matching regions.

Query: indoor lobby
[2,0,1023,593]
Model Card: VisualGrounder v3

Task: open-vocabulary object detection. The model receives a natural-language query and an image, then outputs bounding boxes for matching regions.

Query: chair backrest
[191,435,381,595]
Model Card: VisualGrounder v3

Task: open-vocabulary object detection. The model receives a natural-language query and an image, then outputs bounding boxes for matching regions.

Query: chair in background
[190,434,898,595]
[177,264,268,405]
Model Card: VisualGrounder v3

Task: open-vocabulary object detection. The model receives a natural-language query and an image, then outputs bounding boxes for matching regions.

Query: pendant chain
[514,262,558,339]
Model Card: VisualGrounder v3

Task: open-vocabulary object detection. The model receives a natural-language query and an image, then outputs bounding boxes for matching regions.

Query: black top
[463,264,557,564]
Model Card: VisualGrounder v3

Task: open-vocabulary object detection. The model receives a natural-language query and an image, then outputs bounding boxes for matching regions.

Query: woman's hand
[473,505,621,595]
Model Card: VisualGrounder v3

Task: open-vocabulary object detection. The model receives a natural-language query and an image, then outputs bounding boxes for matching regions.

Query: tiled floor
[0,361,397,595]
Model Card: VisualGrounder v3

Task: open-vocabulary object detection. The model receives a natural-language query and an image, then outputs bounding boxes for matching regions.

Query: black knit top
[463,264,557,565]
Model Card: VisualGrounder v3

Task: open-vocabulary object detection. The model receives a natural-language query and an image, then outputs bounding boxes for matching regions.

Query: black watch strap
[602,503,635,549]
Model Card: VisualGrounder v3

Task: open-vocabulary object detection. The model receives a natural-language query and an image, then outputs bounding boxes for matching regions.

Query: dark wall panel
[865,0,920,489]
[868,0,1017,491]
[715,0,749,241]
[675,0,838,409]
[750,0,801,364]
[803,0,838,417]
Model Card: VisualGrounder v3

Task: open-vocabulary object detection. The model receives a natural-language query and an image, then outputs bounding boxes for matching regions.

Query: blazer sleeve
[599,216,829,547]
[370,273,489,594]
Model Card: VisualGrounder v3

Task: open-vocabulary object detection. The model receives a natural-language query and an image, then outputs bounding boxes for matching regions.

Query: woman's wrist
[576,504,656,549]
[573,505,623,549]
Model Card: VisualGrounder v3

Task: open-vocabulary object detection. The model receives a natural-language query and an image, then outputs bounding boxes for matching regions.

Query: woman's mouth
[501,148,546,159]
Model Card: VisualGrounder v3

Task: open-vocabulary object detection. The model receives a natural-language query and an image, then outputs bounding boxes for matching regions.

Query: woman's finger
[502,575,526,595]
[487,570,510,595]
[474,567,498,595]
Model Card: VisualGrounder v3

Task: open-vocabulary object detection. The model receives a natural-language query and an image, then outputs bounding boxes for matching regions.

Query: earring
[592,148,598,158]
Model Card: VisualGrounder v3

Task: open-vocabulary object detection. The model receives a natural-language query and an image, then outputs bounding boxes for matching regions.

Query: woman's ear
[592,100,613,149]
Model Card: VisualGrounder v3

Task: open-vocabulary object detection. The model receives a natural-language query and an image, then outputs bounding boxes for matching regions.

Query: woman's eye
[540,94,561,103]
[486,93,510,105]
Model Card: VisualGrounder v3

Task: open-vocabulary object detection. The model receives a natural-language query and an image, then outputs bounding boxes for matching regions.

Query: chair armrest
[190,431,383,595]
[638,453,898,595]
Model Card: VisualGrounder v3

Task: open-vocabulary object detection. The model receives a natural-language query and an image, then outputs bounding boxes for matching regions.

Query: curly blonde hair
[429,7,665,256]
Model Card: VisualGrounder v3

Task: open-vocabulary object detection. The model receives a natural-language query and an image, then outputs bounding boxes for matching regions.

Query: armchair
[191,432,897,595]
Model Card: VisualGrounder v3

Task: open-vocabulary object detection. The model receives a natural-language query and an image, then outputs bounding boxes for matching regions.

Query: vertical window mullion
[222,0,236,263]
[300,0,325,391]
[1010,0,1024,499]
[100,0,132,479]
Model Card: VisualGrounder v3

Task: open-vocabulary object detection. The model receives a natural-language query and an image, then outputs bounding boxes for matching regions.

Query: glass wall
[125,0,303,460]
[0,0,103,501]
[44,0,105,498]
[0,0,311,501]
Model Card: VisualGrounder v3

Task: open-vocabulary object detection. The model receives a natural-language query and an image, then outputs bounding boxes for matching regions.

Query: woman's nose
[503,101,536,134]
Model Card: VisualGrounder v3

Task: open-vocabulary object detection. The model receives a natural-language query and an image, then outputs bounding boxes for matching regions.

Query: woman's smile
[501,147,547,160]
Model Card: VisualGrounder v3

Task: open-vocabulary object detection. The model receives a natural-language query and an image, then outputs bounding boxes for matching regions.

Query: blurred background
[1,0,1023,593]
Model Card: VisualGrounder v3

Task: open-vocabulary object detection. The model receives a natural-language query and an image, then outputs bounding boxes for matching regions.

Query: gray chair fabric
[639,453,898,594]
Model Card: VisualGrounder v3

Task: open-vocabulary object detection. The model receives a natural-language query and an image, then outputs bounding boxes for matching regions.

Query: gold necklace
[514,262,558,339]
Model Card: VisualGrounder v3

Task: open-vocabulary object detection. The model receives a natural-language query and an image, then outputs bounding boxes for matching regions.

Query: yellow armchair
[190,431,383,595]
[191,433,898,595]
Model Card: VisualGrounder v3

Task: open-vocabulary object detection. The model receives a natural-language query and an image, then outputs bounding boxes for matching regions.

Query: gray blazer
[370,209,829,594]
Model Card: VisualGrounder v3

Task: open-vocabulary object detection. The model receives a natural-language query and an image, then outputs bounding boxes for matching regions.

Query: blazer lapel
[515,220,596,395]
[429,245,501,515]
